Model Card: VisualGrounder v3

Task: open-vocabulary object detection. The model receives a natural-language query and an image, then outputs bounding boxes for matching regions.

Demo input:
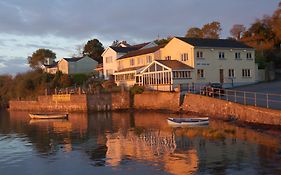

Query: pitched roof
[117,44,166,60]
[131,42,150,49]
[43,62,58,68]
[156,60,194,70]
[176,37,253,49]
[109,46,139,53]
[115,66,145,73]
[63,57,84,62]
[63,56,96,62]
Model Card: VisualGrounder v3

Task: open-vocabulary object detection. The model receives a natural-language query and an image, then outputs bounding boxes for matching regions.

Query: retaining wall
[183,94,281,125]
[9,95,87,112]
[134,91,180,111]
[87,92,130,111]
[9,92,131,112]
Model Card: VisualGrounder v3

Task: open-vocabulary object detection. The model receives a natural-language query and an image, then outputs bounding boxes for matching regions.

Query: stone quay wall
[182,94,281,126]
[134,91,180,112]
[9,92,131,112]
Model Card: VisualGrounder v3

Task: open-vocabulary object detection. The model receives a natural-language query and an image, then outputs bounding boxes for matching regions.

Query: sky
[0,0,280,75]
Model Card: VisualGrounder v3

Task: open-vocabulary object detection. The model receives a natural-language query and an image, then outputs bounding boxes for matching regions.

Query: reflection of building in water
[106,129,198,175]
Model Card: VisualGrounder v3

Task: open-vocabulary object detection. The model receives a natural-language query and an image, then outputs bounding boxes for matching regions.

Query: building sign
[197,63,210,66]
[52,94,71,102]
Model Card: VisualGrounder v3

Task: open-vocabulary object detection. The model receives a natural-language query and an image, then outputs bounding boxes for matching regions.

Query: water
[0,110,280,175]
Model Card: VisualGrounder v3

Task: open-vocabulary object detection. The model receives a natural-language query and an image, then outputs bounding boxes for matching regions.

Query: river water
[0,110,280,175]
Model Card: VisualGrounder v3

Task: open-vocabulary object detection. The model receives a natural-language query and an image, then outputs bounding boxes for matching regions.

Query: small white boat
[167,117,209,127]
[29,113,68,119]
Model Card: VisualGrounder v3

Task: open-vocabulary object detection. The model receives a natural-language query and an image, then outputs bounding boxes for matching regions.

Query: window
[246,53,252,59]
[228,69,235,77]
[196,51,203,58]
[165,56,171,60]
[137,57,143,65]
[106,56,113,63]
[173,71,191,79]
[146,55,152,64]
[130,58,135,66]
[235,52,241,59]
[219,52,225,59]
[197,69,204,79]
[181,53,188,61]
[242,69,251,77]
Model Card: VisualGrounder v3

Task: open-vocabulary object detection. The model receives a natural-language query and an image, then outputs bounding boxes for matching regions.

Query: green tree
[185,27,203,38]
[201,21,222,39]
[154,37,172,45]
[230,24,246,40]
[83,38,104,63]
[28,49,56,69]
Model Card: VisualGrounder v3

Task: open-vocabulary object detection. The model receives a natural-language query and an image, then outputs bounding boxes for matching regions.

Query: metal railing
[181,84,281,110]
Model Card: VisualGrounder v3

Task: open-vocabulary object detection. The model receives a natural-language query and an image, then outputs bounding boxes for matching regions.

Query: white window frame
[130,58,135,66]
[219,52,225,59]
[242,69,251,78]
[197,69,204,79]
[228,69,235,78]
[180,53,188,61]
[196,51,203,59]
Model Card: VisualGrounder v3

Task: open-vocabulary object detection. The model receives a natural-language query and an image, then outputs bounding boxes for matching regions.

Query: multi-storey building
[113,37,257,90]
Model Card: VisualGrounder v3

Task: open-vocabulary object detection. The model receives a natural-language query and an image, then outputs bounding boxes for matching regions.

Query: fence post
[244,91,246,105]
[234,91,236,103]
[254,93,257,106]
[219,88,221,99]
[226,90,228,101]
[266,93,269,108]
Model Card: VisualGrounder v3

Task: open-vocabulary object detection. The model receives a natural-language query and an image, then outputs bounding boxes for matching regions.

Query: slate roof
[43,62,58,68]
[109,46,139,53]
[64,57,84,62]
[176,37,253,49]
[117,44,166,60]
[156,60,194,70]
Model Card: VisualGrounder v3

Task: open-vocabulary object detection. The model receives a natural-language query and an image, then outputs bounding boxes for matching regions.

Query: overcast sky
[0,0,280,74]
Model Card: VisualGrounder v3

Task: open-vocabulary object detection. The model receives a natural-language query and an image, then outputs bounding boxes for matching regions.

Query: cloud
[0,56,29,75]
[0,0,279,42]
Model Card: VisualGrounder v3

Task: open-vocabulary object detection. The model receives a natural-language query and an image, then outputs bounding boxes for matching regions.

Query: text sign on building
[52,94,71,102]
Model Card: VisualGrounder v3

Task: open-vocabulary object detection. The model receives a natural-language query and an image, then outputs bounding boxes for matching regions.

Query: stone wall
[9,95,87,112]
[87,92,130,111]
[183,94,281,125]
[9,92,131,112]
[134,91,180,111]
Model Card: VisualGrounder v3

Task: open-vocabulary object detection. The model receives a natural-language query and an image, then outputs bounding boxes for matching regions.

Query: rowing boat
[167,117,209,127]
[29,113,68,119]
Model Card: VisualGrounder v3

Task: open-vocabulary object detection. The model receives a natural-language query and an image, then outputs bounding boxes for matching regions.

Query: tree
[28,49,56,69]
[230,24,246,40]
[185,27,203,38]
[201,21,222,39]
[82,39,104,63]
[154,37,172,45]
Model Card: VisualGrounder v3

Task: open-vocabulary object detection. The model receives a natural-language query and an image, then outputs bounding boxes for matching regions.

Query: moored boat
[167,117,209,127]
[29,113,68,119]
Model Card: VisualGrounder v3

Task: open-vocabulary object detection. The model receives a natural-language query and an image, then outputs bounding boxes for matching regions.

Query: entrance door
[219,69,224,84]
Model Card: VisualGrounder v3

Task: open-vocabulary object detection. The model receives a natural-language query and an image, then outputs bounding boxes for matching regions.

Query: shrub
[130,85,144,95]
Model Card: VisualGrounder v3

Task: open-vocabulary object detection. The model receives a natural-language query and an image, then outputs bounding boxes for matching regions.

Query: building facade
[113,37,257,90]
[57,56,98,74]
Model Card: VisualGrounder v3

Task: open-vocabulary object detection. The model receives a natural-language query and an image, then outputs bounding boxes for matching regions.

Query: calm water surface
[0,110,281,175]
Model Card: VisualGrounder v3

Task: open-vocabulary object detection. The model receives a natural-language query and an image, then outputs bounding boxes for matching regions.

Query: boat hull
[167,117,209,127]
[29,114,68,119]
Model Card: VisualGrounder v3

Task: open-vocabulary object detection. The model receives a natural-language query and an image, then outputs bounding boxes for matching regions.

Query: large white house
[102,42,157,79]
[113,37,258,90]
